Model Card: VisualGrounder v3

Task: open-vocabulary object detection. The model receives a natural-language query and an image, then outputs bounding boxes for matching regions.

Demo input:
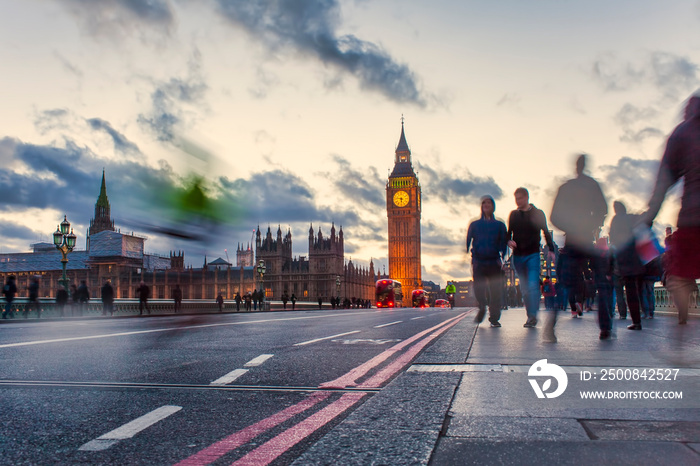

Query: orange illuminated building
[386,119,422,306]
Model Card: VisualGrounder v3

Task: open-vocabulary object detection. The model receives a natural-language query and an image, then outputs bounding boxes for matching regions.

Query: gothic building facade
[386,120,422,306]
[255,224,375,301]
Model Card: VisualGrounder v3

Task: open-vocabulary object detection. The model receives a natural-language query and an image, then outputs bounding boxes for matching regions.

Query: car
[434,299,450,308]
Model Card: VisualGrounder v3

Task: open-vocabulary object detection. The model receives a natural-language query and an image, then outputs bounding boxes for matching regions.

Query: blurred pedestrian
[234,291,242,311]
[26,276,41,318]
[609,201,645,330]
[2,275,17,319]
[76,280,90,316]
[507,187,555,328]
[642,94,700,325]
[291,293,297,310]
[56,287,69,317]
[548,154,612,341]
[282,291,289,310]
[318,296,323,309]
[466,195,508,327]
[137,281,150,315]
[101,279,114,316]
[172,284,183,313]
[70,284,78,316]
[216,292,224,312]
[244,291,252,311]
[252,289,259,310]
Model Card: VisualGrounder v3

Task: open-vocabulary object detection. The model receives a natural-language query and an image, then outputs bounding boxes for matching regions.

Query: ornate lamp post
[256,259,266,300]
[335,275,341,301]
[53,215,77,293]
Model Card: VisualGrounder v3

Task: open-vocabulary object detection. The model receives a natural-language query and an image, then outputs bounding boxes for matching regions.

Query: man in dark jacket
[466,195,508,327]
[507,187,555,328]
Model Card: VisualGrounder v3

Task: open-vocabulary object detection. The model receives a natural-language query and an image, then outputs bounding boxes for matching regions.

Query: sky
[1,0,699,286]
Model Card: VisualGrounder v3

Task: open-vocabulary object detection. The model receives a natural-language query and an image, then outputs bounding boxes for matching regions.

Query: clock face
[393,190,409,207]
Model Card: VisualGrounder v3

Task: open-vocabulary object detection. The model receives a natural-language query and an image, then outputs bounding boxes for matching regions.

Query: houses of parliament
[0,122,424,303]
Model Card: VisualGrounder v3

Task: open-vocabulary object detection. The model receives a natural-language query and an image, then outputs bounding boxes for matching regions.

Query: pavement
[295,307,700,465]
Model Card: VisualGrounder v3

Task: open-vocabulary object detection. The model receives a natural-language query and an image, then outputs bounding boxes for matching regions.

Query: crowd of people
[466,93,699,342]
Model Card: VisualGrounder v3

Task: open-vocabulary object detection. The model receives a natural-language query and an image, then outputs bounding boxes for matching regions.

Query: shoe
[542,327,557,343]
[474,312,485,323]
[648,315,654,319]
[627,324,642,330]
[679,321,687,325]
[571,311,578,318]
[523,317,537,328]
[599,330,612,340]
[490,322,501,328]
[619,316,627,320]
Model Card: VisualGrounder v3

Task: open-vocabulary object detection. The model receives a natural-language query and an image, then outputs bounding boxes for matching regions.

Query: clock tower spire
[386,118,422,306]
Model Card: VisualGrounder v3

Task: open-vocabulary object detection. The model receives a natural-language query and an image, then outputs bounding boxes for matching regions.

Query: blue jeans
[512,253,541,319]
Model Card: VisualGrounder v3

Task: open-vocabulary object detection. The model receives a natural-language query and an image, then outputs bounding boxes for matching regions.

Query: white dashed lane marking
[244,354,274,367]
[210,369,249,385]
[78,405,182,451]
[293,330,361,346]
[374,321,402,328]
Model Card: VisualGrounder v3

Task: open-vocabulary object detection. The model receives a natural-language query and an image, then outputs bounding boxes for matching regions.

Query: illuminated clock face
[393,190,409,207]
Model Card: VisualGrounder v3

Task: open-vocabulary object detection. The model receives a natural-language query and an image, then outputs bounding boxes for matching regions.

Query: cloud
[416,161,503,208]
[422,220,458,247]
[0,137,104,222]
[55,0,175,40]
[648,51,700,101]
[599,156,659,202]
[213,0,427,106]
[138,56,209,142]
[321,155,385,208]
[86,118,141,154]
[592,51,700,102]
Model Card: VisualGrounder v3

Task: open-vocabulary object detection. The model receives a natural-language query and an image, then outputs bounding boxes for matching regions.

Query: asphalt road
[0,307,463,465]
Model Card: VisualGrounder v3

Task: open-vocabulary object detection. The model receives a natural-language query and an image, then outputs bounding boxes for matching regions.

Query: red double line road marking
[320,312,467,389]
[174,392,331,466]
[231,392,366,465]
[175,312,466,465]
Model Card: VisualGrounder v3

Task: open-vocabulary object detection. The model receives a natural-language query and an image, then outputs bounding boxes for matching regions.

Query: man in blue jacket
[466,195,508,327]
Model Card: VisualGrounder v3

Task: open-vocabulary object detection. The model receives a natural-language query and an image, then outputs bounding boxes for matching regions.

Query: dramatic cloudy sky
[1,0,699,286]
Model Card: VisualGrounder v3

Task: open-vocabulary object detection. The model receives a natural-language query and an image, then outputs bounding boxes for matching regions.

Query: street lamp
[256,259,266,301]
[53,215,77,294]
[335,275,341,301]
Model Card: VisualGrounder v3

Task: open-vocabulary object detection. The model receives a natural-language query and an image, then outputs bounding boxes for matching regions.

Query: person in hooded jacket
[466,195,508,327]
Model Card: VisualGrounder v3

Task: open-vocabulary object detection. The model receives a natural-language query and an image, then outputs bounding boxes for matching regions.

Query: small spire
[96,169,109,208]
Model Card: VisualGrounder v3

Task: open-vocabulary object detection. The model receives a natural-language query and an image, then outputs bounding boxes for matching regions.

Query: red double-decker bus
[412,289,429,308]
[375,279,403,308]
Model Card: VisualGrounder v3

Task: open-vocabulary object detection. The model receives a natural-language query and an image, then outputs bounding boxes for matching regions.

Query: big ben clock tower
[386,119,421,306]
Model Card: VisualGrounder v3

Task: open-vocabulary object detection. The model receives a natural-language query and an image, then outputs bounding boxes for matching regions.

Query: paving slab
[447,416,589,441]
[430,439,700,465]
